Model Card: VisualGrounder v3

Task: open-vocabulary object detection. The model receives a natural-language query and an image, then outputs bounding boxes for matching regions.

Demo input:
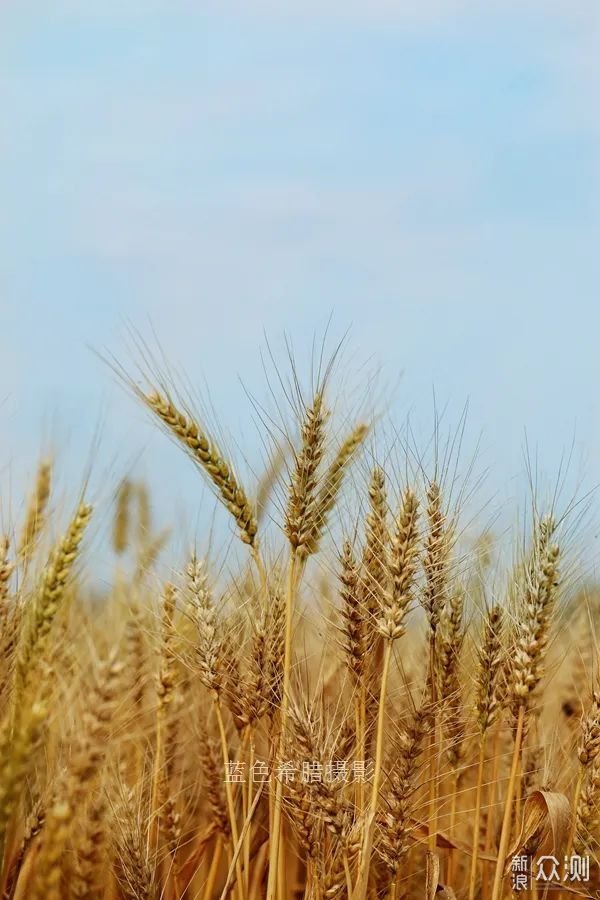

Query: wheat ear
[302,422,368,557]
[379,702,430,892]
[361,466,392,761]
[438,584,467,884]
[144,390,258,546]
[376,487,419,642]
[567,682,600,857]
[18,459,52,564]
[468,604,505,900]
[2,800,45,900]
[15,501,92,704]
[0,537,13,602]
[0,702,46,866]
[290,706,354,895]
[267,390,328,900]
[113,478,133,555]
[421,481,452,850]
[491,515,561,900]
[0,538,17,711]
[149,583,178,858]
[284,390,327,557]
[114,788,156,900]
[187,557,244,898]
[31,654,123,900]
[355,488,419,900]
[72,792,107,899]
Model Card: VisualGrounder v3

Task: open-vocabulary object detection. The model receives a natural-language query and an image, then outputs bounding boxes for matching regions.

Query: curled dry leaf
[505,789,571,875]
[501,789,594,897]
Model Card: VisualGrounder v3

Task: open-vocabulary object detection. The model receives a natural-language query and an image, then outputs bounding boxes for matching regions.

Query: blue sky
[1,2,599,554]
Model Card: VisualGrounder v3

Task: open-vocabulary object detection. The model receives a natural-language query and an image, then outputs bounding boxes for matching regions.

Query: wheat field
[0,353,598,900]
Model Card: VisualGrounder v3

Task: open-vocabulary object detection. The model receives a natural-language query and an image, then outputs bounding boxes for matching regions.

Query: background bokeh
[1,2,599,560]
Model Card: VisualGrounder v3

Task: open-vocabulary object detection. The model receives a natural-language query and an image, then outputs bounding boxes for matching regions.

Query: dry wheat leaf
[505,790,571,875]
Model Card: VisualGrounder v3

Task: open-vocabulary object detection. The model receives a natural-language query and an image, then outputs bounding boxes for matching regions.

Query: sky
[1,2,599,559]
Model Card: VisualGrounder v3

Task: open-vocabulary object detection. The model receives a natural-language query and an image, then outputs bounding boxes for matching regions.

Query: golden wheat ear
[0,535,14,601]
[112,784,157,900]
[142,389,258,547]
[72,792,108,899]
[0,699,46,866]
[30,653,125,900]
[339,538,368,685]
[376,486,420,642]
[301,422,369,558]
[360,465,390,631]
[186,555,223,696]
[18,459,52,565]
[15,501,93,704]
[379,701,430,886]
[491,514,562,900]
[284,390,328,557]
[113,478,133,555]
[421,481,452,641]
[468,603,506,899]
